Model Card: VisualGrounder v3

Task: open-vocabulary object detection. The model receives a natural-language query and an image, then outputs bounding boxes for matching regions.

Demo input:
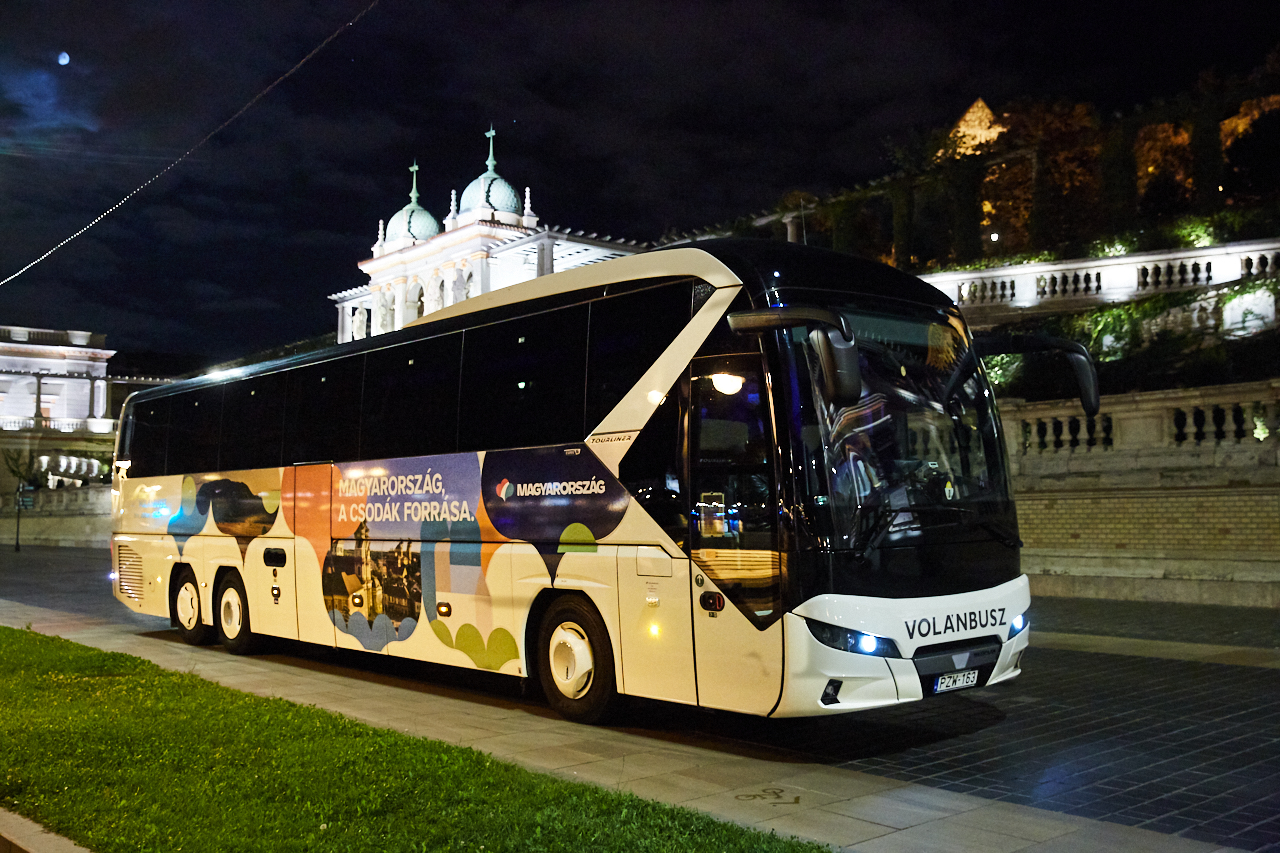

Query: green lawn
[0,626,827,852]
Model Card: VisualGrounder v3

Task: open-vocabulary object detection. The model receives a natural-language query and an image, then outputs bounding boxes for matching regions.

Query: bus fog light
[821,679,842,705]
[806,618,900,658]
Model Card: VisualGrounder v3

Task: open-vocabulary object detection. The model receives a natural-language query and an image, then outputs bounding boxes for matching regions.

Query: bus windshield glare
[782,297,1019,599]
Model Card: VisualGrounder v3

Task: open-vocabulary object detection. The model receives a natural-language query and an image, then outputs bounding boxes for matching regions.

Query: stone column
[337,304,351,343]
[783,213,799,244]
[34,375,43,427]
[536,236,555,277]
[392,278,407,332]
[93,379,106,418]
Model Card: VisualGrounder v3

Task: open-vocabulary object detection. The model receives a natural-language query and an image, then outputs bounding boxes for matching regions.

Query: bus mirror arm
[728,307,862,406]
[971,334,1100,417]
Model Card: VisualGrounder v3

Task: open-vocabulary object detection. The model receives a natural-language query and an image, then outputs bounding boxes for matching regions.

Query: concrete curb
[0,809,91,853]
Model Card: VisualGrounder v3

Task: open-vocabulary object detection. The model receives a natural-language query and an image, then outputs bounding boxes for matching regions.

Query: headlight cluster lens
[1008,612,1028,639]
[806,619,900,658]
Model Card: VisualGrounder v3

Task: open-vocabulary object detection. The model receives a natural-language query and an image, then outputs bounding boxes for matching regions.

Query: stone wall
[0,484,112,549]
[1000,378,1280,606]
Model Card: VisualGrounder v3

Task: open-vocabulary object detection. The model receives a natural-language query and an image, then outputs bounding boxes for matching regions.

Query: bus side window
[690,355,775,552]
[457,304,589,452]
[284,356,363,465]
[220,372,286,470]
[122,398,170,477]
[166,386,224,475]
[617,387,686,549]
[585,280,692,429]
[360,333,462,460]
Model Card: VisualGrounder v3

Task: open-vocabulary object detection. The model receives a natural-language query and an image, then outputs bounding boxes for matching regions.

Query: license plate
[935,669,979,693]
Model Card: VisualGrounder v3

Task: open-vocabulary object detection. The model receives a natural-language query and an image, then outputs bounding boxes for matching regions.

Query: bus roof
[127,240,951,404]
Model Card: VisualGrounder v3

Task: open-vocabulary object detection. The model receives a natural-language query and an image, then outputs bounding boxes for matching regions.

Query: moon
[58,52,70,65]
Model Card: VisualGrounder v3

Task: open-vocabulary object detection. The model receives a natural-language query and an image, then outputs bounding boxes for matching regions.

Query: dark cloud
[0,0,1274,360]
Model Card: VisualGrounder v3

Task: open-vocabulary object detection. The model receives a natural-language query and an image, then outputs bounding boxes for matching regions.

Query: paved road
[1,546,1276,852]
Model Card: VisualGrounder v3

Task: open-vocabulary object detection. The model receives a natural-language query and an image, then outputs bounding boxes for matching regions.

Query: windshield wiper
[898,506,1024,550]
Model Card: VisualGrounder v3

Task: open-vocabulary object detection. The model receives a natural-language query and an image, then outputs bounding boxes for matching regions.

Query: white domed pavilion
[330,128,644,343]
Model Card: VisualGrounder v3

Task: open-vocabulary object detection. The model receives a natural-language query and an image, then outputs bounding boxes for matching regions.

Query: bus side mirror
[728,307,862,407]
[808,327,862,406]
[972,334,1100,416]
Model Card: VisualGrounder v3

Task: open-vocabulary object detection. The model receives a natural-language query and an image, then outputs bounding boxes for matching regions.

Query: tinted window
[121,397,169,478]
[585,281,691,429]
[220,372,286,470]
[618,385,687,549]
[284,356,363,464]
[458,305,589,451]
[361,333,462,460]
[166,386,223,474]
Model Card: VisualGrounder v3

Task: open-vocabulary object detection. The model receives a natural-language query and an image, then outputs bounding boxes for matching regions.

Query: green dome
[459,127,522,214]
[386,163,440,241]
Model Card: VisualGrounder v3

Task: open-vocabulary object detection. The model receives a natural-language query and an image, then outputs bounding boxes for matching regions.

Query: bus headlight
[805,619,900,658]
[1008,612,1028,639]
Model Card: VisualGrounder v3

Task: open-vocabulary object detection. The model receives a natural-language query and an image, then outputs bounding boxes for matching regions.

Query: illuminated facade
[330,129,643,343]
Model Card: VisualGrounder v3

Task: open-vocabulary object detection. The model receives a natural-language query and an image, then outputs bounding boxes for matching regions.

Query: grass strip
[0,626,828,853]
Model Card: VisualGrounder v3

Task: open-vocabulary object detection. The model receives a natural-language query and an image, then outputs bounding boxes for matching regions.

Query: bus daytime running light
[805,618,900,658]
[1008,613,1027,639]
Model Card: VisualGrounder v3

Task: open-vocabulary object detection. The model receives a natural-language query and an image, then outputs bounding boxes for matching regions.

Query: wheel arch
[523,588,622,693]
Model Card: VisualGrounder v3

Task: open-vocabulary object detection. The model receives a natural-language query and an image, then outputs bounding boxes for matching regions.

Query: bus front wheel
[170,567,213,646]
[536,595,618,724]
[215,571,259,655]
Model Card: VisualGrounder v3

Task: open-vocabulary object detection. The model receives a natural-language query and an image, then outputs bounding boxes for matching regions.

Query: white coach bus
[111,240,1097,723]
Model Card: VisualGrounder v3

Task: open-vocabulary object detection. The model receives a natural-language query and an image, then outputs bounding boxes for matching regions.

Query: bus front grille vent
[116,545,145,600]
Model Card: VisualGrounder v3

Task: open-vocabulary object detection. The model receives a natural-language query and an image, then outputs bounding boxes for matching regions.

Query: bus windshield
[782,296,1019,597]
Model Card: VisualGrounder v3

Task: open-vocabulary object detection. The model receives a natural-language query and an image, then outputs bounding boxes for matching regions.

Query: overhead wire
[0,0,383,288]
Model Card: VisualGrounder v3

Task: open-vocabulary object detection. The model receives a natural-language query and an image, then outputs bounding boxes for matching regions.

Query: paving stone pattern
[1029,597,1280,650]
[833,650,1280,852]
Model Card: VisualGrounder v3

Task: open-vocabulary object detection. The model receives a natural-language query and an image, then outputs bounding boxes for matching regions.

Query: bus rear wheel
[215,571,259,655]
[171,567,213,645]
[536,596,618,724]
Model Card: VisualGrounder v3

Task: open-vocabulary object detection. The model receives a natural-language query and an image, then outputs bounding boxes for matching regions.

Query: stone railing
[0,417,115,434]
[998,378,1280,485]
[921,238,1280,327]
[0,326,106,348]
[997,380,1280,606]
[0,483,112,515]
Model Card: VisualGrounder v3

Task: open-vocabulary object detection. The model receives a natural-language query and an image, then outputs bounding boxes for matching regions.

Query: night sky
[1,0,1275,364]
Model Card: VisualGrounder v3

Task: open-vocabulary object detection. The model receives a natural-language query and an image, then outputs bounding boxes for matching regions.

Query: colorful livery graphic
[112,241,1097,722]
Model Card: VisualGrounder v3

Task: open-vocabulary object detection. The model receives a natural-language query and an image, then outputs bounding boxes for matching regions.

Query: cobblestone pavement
[2,546,1274,851]
[1028,597,1280,650]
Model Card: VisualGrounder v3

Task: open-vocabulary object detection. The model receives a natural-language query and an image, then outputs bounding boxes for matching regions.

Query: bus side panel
[112,533,176,619]
[293,464,336,647]
[241,511,297,641]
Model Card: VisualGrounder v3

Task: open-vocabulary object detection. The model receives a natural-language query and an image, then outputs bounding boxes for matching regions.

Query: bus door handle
[699,592,724,612]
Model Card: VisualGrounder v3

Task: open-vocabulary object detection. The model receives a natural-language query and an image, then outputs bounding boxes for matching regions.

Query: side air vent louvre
[117,545,145,600]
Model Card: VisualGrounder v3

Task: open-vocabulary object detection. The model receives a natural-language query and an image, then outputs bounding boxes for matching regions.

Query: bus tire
[214,571,259,655]
[170,566,214,645]
[536,595,618,724]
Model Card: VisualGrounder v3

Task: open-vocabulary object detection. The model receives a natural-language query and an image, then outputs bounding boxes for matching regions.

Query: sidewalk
[0,591,1253,853]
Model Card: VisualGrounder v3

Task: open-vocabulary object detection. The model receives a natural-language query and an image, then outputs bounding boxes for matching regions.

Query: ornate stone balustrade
[998,378,1280,483]
[921,238,1280,327]
[996,380,1280,605]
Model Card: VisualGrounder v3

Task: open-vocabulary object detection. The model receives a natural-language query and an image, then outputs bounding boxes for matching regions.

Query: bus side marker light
[649,624,660,637]
[437,602,452,618]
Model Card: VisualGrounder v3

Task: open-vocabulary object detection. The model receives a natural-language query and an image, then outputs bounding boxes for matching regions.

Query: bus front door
[688,355,784,715]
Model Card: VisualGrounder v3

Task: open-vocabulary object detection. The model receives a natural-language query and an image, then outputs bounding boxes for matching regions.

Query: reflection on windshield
[795,304,1013,553]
